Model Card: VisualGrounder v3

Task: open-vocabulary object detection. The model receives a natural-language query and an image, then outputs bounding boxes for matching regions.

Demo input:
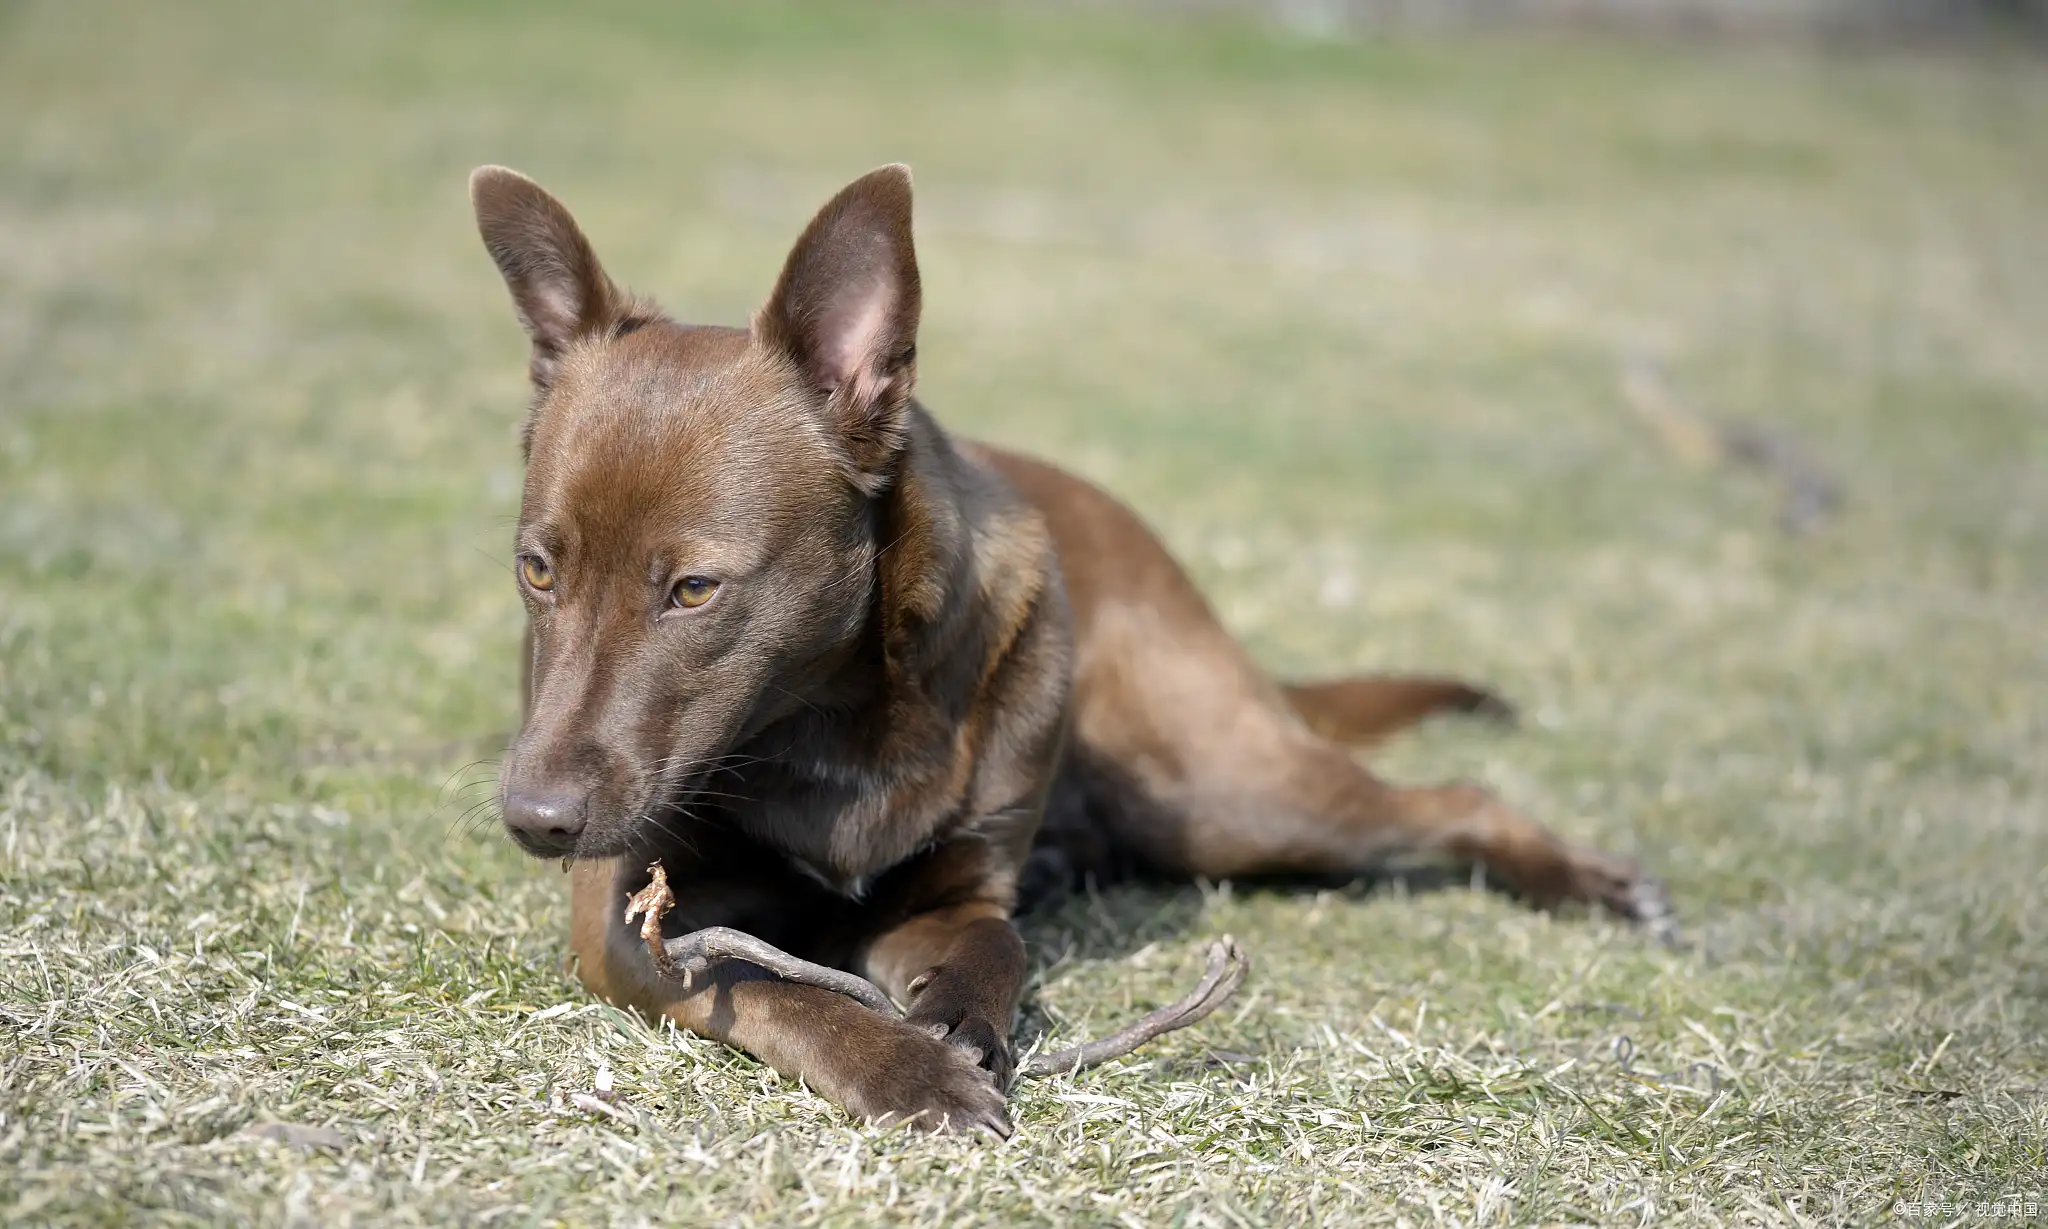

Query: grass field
[3,1,2046,1223]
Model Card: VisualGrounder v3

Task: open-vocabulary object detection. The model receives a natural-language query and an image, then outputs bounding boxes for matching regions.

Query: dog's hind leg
[1088,722,1669,929]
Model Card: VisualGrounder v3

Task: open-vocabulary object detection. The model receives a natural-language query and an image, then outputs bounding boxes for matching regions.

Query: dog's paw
[900,965,1018,1089]
[846,1023,1012,1138]
[908,1007,1015,1091]
[1568,850,1682,946]
[1457,686,1519,726]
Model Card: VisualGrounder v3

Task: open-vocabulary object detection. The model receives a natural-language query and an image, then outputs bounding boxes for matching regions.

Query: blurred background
[3,1,2044,1223]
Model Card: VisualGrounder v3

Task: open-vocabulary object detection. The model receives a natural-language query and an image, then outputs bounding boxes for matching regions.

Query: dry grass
[2,1,2045,1224]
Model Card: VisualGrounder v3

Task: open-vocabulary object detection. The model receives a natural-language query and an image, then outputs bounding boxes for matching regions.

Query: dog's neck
[870,405,984,689]
[677,401,1029,889]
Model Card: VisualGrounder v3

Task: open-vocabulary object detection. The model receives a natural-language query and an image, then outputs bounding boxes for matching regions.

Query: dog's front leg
[570,860,1010,1135]
[647,959,1012,1134]
[861,901,1029,1090]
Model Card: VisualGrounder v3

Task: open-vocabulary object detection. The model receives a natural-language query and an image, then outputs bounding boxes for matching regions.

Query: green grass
[4,0,2046,1223]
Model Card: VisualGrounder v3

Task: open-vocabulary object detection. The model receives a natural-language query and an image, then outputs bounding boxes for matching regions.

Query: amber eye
[519,555,555,593]
[671,576,720,609]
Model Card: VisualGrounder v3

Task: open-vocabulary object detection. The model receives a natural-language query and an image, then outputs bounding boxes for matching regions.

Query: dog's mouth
[501,776,708,864]
[504,822,584,861]
[500,728,744,863]
[496,780,638,863]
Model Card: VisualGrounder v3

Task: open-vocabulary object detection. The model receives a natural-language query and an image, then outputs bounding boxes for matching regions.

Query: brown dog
[471,163,1667,1136]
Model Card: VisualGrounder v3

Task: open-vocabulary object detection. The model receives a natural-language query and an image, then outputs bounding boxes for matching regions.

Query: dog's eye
[520,555,555,593]
[671,576,720,609]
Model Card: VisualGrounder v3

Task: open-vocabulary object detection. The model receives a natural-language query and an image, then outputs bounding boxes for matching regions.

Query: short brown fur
[470,164,1666,1136]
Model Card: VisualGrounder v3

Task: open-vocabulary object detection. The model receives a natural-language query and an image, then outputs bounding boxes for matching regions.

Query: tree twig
[622,867,899,1016]
[622,862,1249,1079]
[1620,354,1841,535]
[1018,933,1248,1077]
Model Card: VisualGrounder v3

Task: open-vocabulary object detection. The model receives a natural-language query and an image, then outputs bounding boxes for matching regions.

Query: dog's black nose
[501,785,588,854]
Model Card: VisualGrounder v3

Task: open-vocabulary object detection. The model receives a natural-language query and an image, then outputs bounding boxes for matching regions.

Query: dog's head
[471,165,922,859]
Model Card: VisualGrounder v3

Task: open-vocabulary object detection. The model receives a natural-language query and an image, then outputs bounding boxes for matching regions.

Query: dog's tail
[1281,675,1514,748]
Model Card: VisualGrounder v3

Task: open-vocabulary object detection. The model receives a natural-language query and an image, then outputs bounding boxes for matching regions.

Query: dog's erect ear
[755,165,921,489]
[470,166,625,391]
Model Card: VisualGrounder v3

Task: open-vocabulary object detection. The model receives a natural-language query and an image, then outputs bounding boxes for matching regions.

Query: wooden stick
[622,868,899,1015]
[1018,934,1248,1077]
[1620,354,1840,536]
[622,862,1249,1079]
